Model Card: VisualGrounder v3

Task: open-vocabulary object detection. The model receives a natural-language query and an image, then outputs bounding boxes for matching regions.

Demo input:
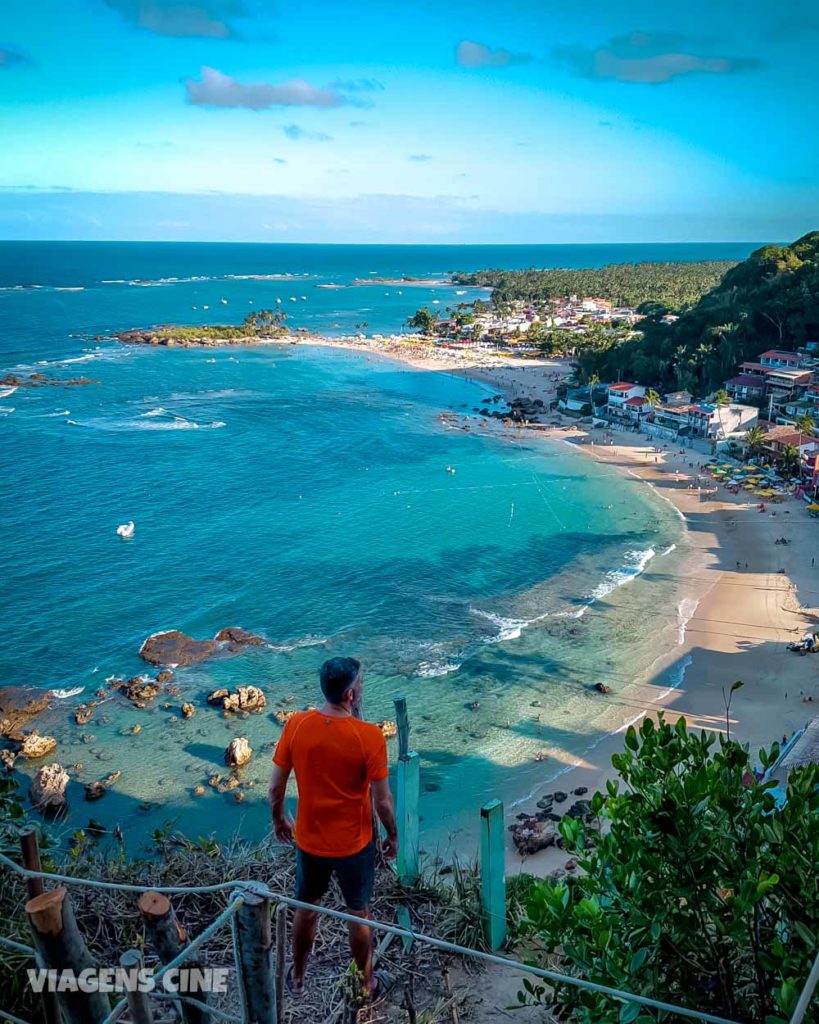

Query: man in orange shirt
[269,657,398,1001]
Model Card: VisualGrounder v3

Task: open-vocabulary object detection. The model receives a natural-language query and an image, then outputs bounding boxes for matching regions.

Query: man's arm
[371,777,398,859]
[269,764,294,844]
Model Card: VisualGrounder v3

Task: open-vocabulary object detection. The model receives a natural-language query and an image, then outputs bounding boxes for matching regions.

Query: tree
[521,714,819,1023]
[407,307,439,334]
[714,388,731,439]
[779,443,801,478]
[795,414,815,474]
[644,388,661,409]
[745,424,766,455]
[587,372,600,414]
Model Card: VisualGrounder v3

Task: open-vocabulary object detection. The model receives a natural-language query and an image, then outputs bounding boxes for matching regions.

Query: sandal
[366,969,394,1005]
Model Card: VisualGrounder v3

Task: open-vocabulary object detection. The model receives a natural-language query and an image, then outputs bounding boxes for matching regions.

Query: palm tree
[587,372,600,415]
[713,388,731,440]
[745,425,765,456]
[645,388,661,409]
[793,414,815,480]
[779,443,801,478]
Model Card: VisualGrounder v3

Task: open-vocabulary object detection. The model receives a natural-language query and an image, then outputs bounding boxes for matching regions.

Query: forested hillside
[572,231,819,395]
[452,261,737,310]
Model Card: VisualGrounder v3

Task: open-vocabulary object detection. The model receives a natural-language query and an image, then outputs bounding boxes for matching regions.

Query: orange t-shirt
[273,709,389,857]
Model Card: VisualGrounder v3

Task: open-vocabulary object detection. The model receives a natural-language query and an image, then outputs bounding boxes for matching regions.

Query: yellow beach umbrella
[807,504,819,511]
[743,484,756,490]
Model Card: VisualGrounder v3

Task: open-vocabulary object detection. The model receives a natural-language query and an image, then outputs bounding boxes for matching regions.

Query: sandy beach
[296,334,819,873]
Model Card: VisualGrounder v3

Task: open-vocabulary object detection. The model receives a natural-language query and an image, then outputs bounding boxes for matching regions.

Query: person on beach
[269,657,398,1003]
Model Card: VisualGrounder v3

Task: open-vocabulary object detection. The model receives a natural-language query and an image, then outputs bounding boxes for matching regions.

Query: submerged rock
[181,703,196,719]
[207,689,229,704]
[84,769,122,801]
[214,627,265,649]
[225,737,252,767]
[19,733,58,760]
[75,705,94,726]
[274,709,297,725]
[156,670,174,684]
[30,763,69,811]
[1,749,17,772]
[378,720,398,739]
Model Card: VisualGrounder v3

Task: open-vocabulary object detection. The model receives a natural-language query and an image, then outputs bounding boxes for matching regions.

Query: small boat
[289,296,297,302]
[203,304,209,310]
[300,295,307,300]
[276,297,282,304]
[116,521,135,539]
[220,298,228,305]
[445,465,456,475]
[455,290,466,295]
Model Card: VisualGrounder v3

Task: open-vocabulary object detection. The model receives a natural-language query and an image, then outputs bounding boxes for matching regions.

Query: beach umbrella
[807,504,819,511]
[743,483,756,490]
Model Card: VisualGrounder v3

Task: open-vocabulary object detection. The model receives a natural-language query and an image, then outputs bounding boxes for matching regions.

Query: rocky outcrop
[140,627,264,667]
[378,721,397,739]
[214,627,265,649]
[140,631,219,667]
[181,703,196,719]
[510,815,557,856]
[221,687,266,714]
[0,372,99,389]
[274,709,297,725]
[0,688,50,740]
[19,733,57,760]
[565,799,593,822]
[1,749,17,772]
[225,737,252,767]
[156,670,174,684]
[30,763,69,811]
[124,676,161,707]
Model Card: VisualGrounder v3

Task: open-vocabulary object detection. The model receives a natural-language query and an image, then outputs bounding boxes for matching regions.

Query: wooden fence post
[234,891,275,1024]
[480,799,507,950]
[120,949,154,1024]
[19,831,62,1024]
[138,890,209,1024]
[394,697,420,884]
[274,903,286,1024]
[25,887,110,1024]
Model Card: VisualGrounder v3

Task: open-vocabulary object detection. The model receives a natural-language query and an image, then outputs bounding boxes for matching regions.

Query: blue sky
[0,0,816,242]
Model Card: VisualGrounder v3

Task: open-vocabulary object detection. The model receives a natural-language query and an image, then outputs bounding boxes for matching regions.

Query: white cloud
[555,32,762,84]
[104,1,242,39]
[455,40,532,69]
[185,68,345,109]
[282,124,333,141]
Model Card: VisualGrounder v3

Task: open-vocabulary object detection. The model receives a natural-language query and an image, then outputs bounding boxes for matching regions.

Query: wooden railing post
[480,799,507,950]
[19,831,62,1024]
[138,890,209,1024]
[120,949,154,1024]
[26,886,110,1024]
[274,903,286,1024]
[393,697,420,884]
[234,891,275,1024]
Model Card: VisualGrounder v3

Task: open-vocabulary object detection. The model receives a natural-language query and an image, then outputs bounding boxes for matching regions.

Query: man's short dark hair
[319,657,361,704]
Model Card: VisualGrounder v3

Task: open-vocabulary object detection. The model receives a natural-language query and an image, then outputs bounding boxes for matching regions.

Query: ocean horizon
[1,241,715,849]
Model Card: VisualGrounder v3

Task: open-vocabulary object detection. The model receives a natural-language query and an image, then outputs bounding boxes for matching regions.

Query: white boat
[220,298,228,305]
[116,521,135,539]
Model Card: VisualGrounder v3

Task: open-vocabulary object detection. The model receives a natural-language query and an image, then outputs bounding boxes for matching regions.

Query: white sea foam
[0,386,18,398]
[43,409,70,417]
[470,607,549,642]
[416,660,461,678]
[54,287,85,292]
[0,406,15,415]
[677,597,699,645]
[267,635,328,653]
[140,407,167,417]
[50,686,84,699]
[589,547,656,601]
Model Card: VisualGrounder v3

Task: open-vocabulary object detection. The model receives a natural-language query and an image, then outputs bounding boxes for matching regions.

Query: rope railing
[6,846,815,1024]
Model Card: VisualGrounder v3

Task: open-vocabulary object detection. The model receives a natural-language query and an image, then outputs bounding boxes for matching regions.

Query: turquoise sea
[0,241,755,852]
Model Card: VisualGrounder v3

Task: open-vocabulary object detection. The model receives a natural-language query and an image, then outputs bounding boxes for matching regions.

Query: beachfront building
[757,349,810,370]
[689,402,758,439]
[725,373,767,403]
[605,382,645,423]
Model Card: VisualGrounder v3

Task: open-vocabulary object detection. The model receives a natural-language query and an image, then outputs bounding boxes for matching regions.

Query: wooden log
[234,892,275,1024]
[479,799,507,950]
[25,887,110,1024]
[120,949,154,1024]
[274,903,286,1024]
[396,752,420,884]
[138,890,209,1024]
[19,832,62,1024]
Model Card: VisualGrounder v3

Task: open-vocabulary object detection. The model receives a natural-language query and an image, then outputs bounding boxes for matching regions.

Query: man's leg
[346,909,375,995]
[291,907,318,995]
[292,848,331,994]
[335,842,378,997]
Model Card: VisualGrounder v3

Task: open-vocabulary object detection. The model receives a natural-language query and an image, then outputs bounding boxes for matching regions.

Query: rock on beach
[225,737,252,767]
[19,732,58,760]
[30,763,69,811]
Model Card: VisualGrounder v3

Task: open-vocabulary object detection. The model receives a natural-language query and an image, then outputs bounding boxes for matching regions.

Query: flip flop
[366,969,394,1005]
[285,964,305,1000]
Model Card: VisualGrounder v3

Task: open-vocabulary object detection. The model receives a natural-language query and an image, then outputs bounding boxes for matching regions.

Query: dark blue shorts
[295,841,375,912]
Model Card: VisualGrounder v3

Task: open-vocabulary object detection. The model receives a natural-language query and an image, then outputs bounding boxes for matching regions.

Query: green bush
[520,715,819,1023]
